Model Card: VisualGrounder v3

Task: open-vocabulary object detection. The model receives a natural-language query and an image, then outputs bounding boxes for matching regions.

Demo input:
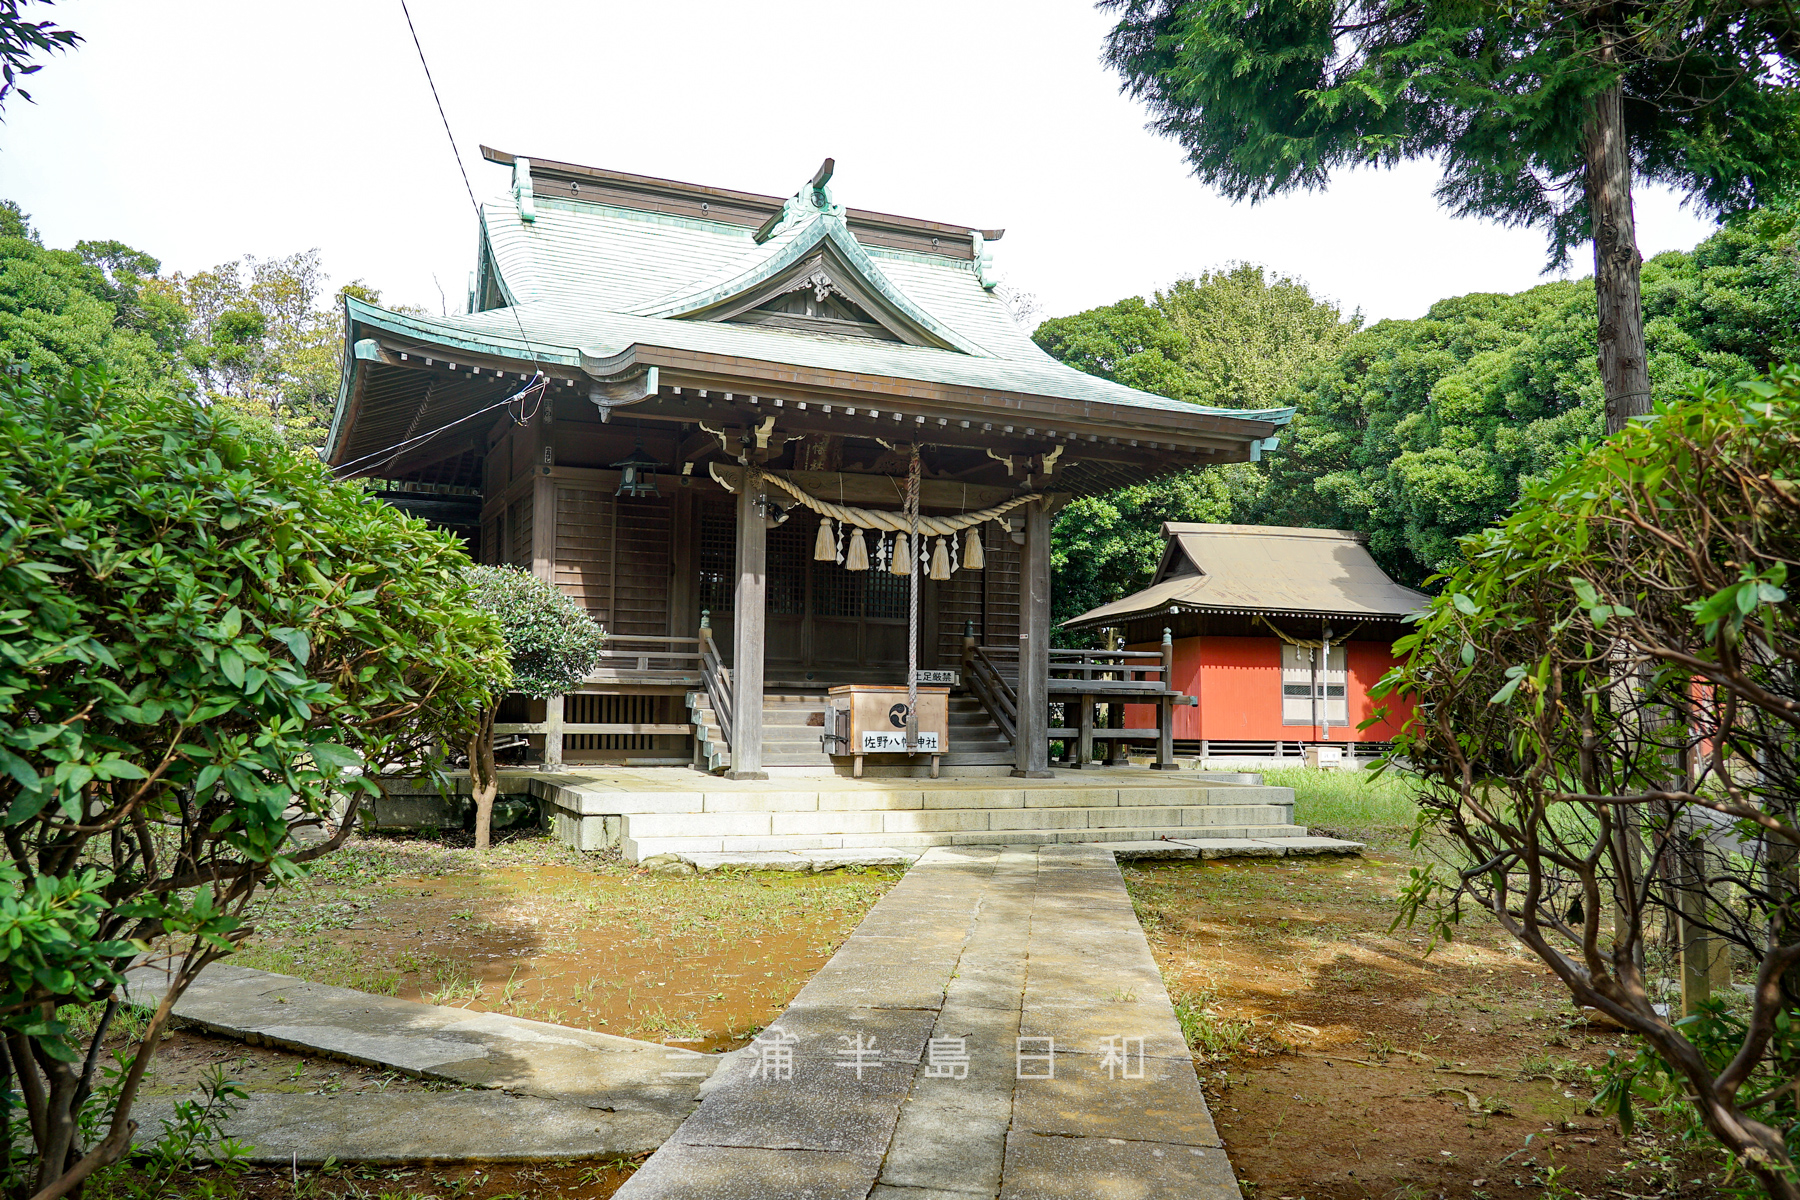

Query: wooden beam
[728,469,768,779]
[710,464,1018,510]
[1013,498,1053,778]
[531,467,555,585]
[631,396,1248,462]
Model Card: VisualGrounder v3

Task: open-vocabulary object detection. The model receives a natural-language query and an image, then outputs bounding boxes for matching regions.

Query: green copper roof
[334,167,1296,447]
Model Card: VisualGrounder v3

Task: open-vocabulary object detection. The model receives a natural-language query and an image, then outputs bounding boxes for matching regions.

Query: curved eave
[329,300,1292,467]
[326,299,586,466]
[1063,601,1420,632]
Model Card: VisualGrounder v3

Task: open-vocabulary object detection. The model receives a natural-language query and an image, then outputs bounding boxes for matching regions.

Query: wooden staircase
[688,691,1015,777]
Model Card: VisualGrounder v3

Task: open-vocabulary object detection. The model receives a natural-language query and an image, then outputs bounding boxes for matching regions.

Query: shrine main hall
[328,149,1293,800]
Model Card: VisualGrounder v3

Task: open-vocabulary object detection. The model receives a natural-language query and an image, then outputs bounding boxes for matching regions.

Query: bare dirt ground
[228,833,902,1053]
[1126,851,1719,1200]
[91,829,1732,1199]
[85,833,900,1200]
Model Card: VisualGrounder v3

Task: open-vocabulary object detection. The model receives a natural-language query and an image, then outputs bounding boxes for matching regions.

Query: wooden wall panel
[554,487,615,623]
[937,569,983,667]
[983,524,1022,649]
[612,498,673,637]
[506,497,533,568]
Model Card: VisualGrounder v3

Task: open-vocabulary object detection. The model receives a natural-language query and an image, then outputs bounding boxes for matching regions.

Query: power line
[395,0,548,378]
[348,0,555,480]
[333,377,545,478]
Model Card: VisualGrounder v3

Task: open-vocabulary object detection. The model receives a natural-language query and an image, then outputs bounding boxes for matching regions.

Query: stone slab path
[616,843,1240,1200]
[125,963,719,1163]
[130,1090,672,1165]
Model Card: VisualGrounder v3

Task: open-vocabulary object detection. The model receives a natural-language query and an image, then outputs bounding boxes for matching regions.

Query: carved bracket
[587,365,659,423]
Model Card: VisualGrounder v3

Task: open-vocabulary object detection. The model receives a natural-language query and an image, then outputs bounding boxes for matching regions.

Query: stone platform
[125,963,719,1164]
[522,766,1318,863]
[616,843,1242,1200]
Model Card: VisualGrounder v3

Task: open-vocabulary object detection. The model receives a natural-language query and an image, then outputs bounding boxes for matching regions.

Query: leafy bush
[0,371,505,1197]
[461,565,604,849]
[1381,368,1800,1195]
[463,565,606,699]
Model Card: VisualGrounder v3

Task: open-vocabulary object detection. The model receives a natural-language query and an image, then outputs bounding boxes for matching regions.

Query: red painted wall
[1122,636,1414,742]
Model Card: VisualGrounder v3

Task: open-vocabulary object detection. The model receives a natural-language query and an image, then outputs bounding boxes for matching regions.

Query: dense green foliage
[1382,368,1800,1193]
[1035,262,1358,405]
[1039,265,1355,630]
[1262,197,1800,585]
[169,251,387,448]
[1,201,395,453]
[1040,198,1800,619]
[0,372,505,1190]
[462,566,605,699]
[0,202,189,389]
[1099,0,1800,267]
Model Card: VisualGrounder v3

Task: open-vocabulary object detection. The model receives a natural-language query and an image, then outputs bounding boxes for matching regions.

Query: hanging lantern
[610,440,663,498]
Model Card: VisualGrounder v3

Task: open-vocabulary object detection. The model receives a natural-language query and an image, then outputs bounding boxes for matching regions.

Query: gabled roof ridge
[479,145,1002,243]
[624,211,994,357]
[1162,522,1368,541]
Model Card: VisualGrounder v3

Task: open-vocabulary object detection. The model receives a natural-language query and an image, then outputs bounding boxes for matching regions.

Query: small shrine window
[1280,643,1347,725]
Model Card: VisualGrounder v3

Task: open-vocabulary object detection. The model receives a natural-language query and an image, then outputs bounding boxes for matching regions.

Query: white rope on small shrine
[1254,614,1363,647]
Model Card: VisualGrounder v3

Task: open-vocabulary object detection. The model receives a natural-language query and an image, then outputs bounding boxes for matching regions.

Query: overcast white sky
[3,0,1717,325]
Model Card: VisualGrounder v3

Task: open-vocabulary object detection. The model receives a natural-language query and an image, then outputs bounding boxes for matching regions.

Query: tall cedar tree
[1098,0,1800,434]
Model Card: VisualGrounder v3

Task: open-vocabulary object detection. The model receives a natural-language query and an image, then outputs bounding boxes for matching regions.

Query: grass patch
[1261,765,1420,845]
[1172,987,1256,1060]
[230,939,403,996]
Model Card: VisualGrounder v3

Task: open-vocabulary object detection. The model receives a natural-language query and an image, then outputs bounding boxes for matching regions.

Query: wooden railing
[964,642,1018,743]
[960,628,1195,769]
[698,614,733,749]
[492,633,707,764]
[585,634,703,687]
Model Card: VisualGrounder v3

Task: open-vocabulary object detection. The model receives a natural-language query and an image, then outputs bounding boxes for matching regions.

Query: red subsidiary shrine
[1063,524,1427,759]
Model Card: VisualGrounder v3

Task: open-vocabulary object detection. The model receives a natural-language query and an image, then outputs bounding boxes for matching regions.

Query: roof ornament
[785,268,837,304]
[754,156,843,244]
[971,230,998,290]
[512,156,536,223]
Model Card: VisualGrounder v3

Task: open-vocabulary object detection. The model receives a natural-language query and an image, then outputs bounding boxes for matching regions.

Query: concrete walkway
[617,844,1238,1200]
[125,964,719,1164]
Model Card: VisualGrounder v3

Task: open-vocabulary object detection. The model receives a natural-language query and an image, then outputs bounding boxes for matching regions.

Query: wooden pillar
[1075,692,1095,769]
[1013,499,1052,778]
[542,694,564,768]
[728,470,767,780]
[1154,627,1177,770]
[669,487,695,636]
[531,457,560,766]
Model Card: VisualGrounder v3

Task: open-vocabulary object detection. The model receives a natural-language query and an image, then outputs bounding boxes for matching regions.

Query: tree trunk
[1582,78,1651,436]
[469,705,498,853]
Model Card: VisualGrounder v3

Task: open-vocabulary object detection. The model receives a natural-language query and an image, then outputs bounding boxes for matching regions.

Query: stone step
[125,962,718,1154]
[759,763,1019,779]
[639,836,1363,874]
[620,805,1301,842]
[1099,835,1365,860]
[620,823,1313,862]
[540,781,1294,818]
